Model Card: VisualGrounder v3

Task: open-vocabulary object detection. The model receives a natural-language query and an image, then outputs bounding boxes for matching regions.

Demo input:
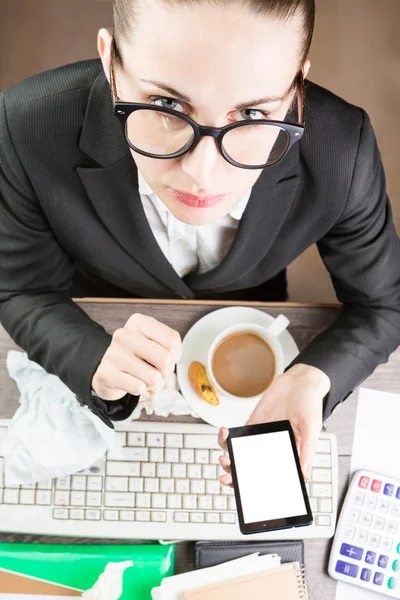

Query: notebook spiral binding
[298,564,309,599]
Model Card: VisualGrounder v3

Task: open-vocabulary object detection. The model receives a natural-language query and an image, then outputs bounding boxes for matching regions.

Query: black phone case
[194,539,304,569]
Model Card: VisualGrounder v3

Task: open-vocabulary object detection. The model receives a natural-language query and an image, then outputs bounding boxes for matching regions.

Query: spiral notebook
[182,561,307,600]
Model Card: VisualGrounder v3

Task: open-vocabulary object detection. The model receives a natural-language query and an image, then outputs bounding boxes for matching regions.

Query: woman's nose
[180,135,222,191]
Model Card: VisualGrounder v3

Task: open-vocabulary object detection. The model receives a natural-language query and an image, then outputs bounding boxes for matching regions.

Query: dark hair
[112,0,315,68]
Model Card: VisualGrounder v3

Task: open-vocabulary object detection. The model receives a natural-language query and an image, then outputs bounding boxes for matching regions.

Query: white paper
[132,372,198,419]
[336,387,400,600]
[151,553,281,600]
[0,596,78,600]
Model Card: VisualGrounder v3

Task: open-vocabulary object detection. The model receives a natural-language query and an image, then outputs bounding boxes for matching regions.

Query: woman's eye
[237,108,270,121]
[150,96,185,113]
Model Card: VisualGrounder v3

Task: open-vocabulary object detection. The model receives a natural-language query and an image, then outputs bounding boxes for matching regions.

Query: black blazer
[1,59,400,427]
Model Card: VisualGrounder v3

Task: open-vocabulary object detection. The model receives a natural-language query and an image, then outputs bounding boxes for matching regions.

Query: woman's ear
[97,28,113,83]
[302,59,311,80]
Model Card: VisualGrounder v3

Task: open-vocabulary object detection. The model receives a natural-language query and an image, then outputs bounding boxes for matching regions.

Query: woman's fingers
[218,427,229,450]
[219,454,231,474]
[219,473,233,486]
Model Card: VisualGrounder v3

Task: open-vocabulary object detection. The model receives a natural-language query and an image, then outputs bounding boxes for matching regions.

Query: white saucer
[176,307,299,428]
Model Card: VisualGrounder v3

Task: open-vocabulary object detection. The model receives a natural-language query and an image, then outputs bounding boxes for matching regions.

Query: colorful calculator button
[384,483,394,496]
[378,555,389,568]
[396,488,400,500]
[335,561,358,577]
[361,568,372,582]
[397,543,400,554]
[388,577,398,589]
[359,476,370,489]
[365,551,376,564]
[373,572,384,586]
[371,480,382,493]
[393,560,400,572]
[340,544,363,560]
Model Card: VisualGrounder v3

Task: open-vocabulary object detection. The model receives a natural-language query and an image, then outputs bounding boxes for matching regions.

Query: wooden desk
[1,300,400,599]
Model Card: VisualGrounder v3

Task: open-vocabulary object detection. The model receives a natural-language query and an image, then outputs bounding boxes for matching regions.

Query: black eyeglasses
[109,38,305,170]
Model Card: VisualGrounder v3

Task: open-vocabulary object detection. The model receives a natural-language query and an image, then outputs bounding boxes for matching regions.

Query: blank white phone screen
[231,430,307,524]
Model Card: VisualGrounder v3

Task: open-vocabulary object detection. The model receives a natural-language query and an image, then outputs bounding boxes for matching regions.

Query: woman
[0,0,399,482]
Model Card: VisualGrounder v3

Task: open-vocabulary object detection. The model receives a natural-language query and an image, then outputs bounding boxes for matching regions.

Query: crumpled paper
[132,372,199,419]
[82,561,133,600]
[3,351,119,486]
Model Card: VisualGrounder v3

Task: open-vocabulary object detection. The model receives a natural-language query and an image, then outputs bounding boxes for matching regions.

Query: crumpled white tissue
[82,561,133,600]
[132,372,199,419]
[3,350,119,486]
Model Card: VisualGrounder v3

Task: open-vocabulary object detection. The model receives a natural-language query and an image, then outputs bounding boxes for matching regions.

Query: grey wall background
[1,0,399,303]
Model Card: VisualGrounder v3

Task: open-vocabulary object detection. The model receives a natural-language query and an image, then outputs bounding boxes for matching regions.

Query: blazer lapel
[76,68,193,297]
[186,143,301,291]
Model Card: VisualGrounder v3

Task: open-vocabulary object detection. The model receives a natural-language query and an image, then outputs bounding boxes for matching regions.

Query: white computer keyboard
[0,419,338,540]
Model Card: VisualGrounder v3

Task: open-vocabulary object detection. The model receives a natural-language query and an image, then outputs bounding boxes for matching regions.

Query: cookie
[188,361,220,406]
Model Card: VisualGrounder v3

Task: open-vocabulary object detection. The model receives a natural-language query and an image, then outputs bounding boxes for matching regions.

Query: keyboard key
[319,498,333,513]
[70,492,86,506]
[70,509,84,520]
[106,477,128,492]
[86,492,102,507]
[165,449,180,463]
[136,493,151,508]
[382,538,393,552]
[120,510,134,521]
[190,512,205,523]
[309,497,318,512]
[335,561,358,577]
[183,495,197,510]
[115,432,126,448]
[55,476,71,490]
[316,515,331,526]
[378,555,389,569]
[205,513,220,524]
[142,463,156,478]
[176,480,190,495]
[190,480,205,495]
[87,476,103,491]
[37,480,53,490]
[144,478,159,493]
[360,568,372,582]
[384,483,394,496]
[181,449,194,463]
[152,511,167,522]
[373,516,386,531]
[53,508,68,519]
[312,453,331,468]
[157,464,172,478]
[107,461,140,477]
[316,439,331,453]
[174,511,189,522]
[312,468,331,483]
[3,489,19,504]
[340,543,363,560]
[136,511,151,521]
[206,480,220,495]
[188,465,202,479]
[221,513,236,524]
[54,491,70,506]
[365,551,376,565]
[199,495,213,510]
[109,447,149,462]
[359,476,370,489]
[104,492,135,508]
[20,489,35,505]
[184,434,220,449]
[195,450,209,464]
[228,496,236,510]
[371,535,381,548]
[129,477,144,493]
[310,484,332,498]
[356,530,369,544]
[167,495,182,509]
[210,450,222,465]
[147,433,164,447]
[371,480,382,493]
[85,509,101,521]
[379,499,390,514]
[213,496,227,511]
[353,493,365,507]
[152,494,167,509]
[71,476,86,491]
[160,478,175,493]
[103,510,119,521]
[150,448,164,463]
[36,491,52,505]
[127,433,145,447]
[166,434,183,448]
[373,572,384,586]
[203,465,217,480]
[172,464,186,478]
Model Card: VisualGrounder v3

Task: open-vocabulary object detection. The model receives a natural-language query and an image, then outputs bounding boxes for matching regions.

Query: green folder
[0,542,174,599]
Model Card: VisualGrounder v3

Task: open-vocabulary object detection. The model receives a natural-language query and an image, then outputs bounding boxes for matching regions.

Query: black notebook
[194,540,304,570]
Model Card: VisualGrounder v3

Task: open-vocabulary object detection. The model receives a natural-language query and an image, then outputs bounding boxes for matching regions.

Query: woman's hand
[92,313,181,400]
[218,363,331,484]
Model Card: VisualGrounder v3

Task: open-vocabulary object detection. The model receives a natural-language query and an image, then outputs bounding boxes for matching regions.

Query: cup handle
[265,314,290,338]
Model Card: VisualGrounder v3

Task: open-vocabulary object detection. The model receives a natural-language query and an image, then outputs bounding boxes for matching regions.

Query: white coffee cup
[206,314,290,403]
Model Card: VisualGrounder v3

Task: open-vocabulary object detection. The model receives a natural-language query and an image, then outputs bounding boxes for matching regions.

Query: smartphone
[226,420,313,535]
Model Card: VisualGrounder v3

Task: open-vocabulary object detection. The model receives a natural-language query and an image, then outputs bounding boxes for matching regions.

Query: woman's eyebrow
[140,78,284,108]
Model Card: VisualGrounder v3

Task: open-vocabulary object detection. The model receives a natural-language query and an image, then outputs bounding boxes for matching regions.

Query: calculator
[328,470,400,597]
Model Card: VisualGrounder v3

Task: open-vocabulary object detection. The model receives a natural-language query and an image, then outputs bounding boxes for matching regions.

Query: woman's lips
[170,188,226,208]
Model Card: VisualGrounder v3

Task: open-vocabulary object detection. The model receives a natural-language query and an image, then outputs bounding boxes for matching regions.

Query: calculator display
[231,430,307,523]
